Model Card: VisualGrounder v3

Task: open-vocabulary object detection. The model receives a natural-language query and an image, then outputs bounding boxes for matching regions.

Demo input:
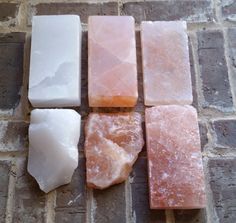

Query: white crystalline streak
[28,15,82,107]
[27,109,81,193]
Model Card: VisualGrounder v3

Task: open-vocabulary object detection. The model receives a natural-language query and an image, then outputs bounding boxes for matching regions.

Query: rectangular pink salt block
[141,21,193,105]
[88,16,138,107]
[145,105,206,209]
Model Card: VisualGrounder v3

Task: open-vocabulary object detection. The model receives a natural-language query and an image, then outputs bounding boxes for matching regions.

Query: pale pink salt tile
[141,21,192,105]
[88,16,138,107]
[85,112,144,189]
[145,105,206,209]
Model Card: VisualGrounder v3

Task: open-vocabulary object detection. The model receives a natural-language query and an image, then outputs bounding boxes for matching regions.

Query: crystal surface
[88,16,138,107]
[29,15,82,107]
[145,105,206,209]
[141,21,192,105]
[85,112,144,189]
[28,109,81,193]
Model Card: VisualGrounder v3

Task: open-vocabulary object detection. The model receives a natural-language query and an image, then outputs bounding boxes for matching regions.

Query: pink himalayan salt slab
[85,112,144,189]
[141,21,193,106]
[88,16,138,107]
[145,105,206,209]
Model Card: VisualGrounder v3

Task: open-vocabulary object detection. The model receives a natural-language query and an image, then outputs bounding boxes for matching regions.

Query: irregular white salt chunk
[28,15,82,107]
[27,109,81,193]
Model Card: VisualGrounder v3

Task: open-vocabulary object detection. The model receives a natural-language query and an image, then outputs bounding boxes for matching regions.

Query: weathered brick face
[0,1,235,223]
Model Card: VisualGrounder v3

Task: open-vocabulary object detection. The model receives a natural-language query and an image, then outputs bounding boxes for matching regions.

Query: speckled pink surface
[145,105,206,209]
[141,21,192,106]
[88,16,138,107]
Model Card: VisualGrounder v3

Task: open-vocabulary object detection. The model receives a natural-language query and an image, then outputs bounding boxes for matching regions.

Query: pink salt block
[88,16,138,107]
[85,112,144,189]
[145,105,206,209]
[141,21,192,105]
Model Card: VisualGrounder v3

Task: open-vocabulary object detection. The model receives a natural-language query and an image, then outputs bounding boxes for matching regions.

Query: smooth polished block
[88,16,138,107]
[28,109,81,193]
[145,105,206,209]
[85,112,144,189]
[141,21,192,105]
[29,15,82,107]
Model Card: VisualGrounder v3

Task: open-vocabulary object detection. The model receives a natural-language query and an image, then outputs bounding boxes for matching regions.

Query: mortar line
[86,188,94,223]
[125,178,133,223]
[46,191,56,223]
[165,210,175,223]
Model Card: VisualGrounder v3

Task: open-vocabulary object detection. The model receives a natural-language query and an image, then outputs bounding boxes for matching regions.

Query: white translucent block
[28,109,81,193]
[29,15,82,107]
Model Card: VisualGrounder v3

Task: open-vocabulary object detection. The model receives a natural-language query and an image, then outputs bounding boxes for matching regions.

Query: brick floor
[0,0,235,223]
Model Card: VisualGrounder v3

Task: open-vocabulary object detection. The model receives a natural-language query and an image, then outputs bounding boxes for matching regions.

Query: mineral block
[85,112,144,189]
[28,109,81,193]
[88,16,138,107]
[145,105,206,209]
[28,15,82,107]
[141,21,192,105]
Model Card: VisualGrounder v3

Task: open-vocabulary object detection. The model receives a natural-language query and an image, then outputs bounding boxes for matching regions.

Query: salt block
[85,112,144,189]
[141,21,192,105]
[145,105,206,209]
[88,16,138,107]
[29,15,82,107]
[28,109,81,193]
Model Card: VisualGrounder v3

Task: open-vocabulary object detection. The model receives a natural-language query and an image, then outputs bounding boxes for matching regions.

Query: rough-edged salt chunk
[88,16,138,107]
[141,21,192,105]
[85,112,144,189]
[28,109,81,193]
[29,15,82,107]
[145,105,206,209]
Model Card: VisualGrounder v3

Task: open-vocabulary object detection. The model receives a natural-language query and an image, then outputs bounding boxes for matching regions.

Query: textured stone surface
[227,28,236,102]
[122,1,213,24]
[145,105,206,209]
[0,3,19,24]
[199,122,208,150]
[29,15,82,107]
[30,2,118,24]
[174,209,207,223]
[0,161,11,223]
[197,30,233,111]
[211,119,236,148]
[13,158,46,223]
[85,112,144,189]
[93,183,126,223]
[131,157,166,223]
[208,158,236,223]
[55,158,86,223]
[88,16,138,107]
[28,109,81,193]
[221,0,236,21]
[141,21,192,105]
[0,32,25,110]
[0,121,28,152]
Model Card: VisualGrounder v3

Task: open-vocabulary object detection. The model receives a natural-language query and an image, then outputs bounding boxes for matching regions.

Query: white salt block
[28,15,82,107]
[27,109,81,193]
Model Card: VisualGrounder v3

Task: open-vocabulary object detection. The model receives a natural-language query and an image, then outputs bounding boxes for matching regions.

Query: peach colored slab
[145,105,206,209]
[88,16,138,107]
[141,21,192,106]
[85,112,144,189]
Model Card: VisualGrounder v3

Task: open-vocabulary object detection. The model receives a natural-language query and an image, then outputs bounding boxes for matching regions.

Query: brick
[199,122,208,150]
[227,28,236,103]
[13,158,46,223]
[221,0,236,21]
[131,157,166,223]
[0,33,25,110]
[29,2,118,24]
[93,183,126,223]
[211,119,236,148]
[208,158,236,223]
[0,3,19,24]
[0,121,28,152]
[121,1,213,24]
[56,158,86,210]
[174,209,207,223]
[197,31,233,111]
[0,161,11,223]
